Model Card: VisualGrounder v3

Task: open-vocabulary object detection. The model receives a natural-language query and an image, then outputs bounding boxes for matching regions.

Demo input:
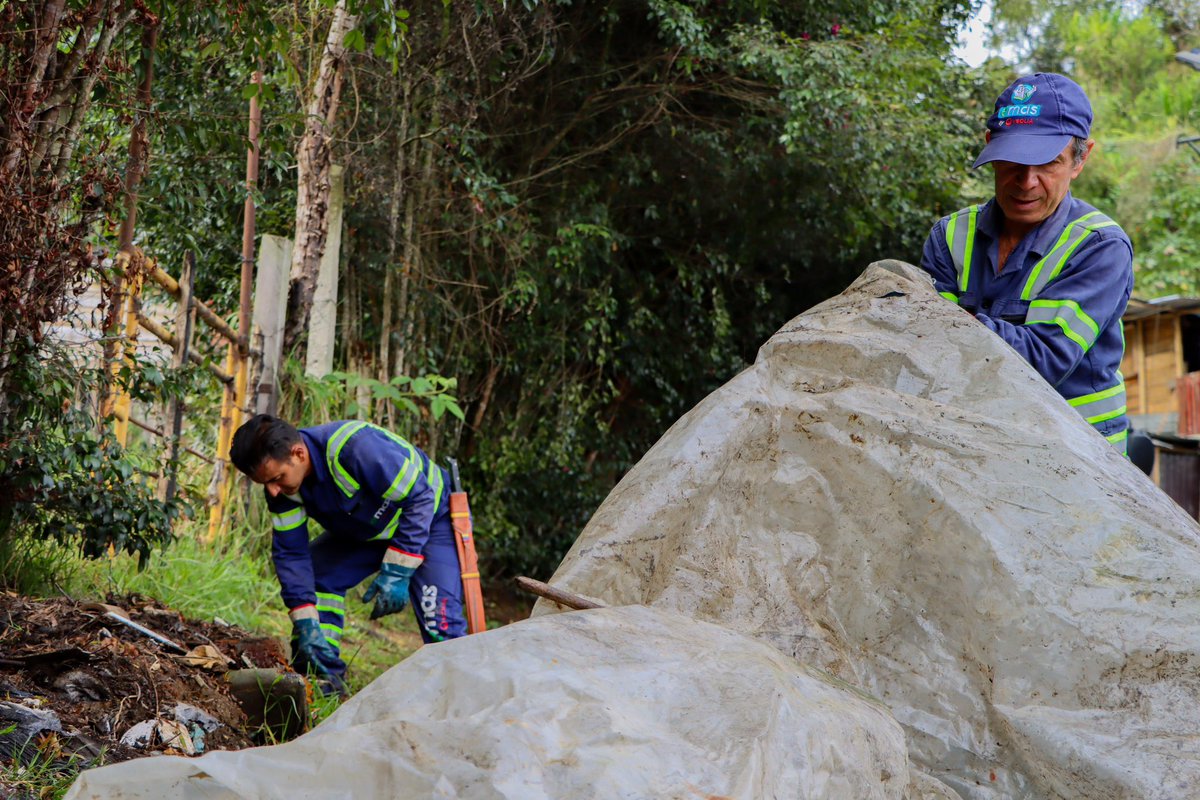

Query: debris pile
[0,591,290,773]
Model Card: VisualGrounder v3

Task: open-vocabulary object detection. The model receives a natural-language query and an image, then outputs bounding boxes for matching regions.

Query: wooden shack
[1121,296,1200,436]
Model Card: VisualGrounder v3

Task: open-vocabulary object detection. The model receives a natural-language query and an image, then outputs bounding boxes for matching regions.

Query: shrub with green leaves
[0,347,181,584]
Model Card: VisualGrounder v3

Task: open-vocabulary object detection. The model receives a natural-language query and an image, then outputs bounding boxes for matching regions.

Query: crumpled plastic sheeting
[66,605,940,800]
[537,261,1200,798]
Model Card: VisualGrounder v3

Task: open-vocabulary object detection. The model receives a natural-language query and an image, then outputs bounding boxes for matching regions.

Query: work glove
[362,552,418,620]
[290,616,344,692]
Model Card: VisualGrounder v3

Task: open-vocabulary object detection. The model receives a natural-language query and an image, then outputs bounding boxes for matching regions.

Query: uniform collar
[976,191,1078,258]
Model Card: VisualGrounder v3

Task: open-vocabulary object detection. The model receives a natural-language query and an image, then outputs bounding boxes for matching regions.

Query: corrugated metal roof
[1123,295,1200,321]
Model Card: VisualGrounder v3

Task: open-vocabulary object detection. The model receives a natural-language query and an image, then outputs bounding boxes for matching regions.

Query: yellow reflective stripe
[315,592,345,615]
[370,508,403,541]
[1068,382,1125,407]
[383,458,422,502]
[319,622,343,649]
[961,207,977,294]
[428,461,445,516]
[945,206,978,294]
[272,507,307,532]
[327,421,368,497]
[1068,381,1126,424]
[1021,211,1116,300]
[939,291,959,302]
[1106,430,1129,443]
[1021,217,1084,300]
[1085,405,1127,425]
[1026,298,1100,351]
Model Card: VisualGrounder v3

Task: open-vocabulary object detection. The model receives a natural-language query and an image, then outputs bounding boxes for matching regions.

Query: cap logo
[1011,83,1037,102]
[998,103,1042,119]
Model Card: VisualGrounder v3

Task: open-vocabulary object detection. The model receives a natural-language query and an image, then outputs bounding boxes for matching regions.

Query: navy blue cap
[972,73,1093,168]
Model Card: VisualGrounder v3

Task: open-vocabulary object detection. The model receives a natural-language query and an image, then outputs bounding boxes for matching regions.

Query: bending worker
[920,73,1133,452]
[230,414,466,689]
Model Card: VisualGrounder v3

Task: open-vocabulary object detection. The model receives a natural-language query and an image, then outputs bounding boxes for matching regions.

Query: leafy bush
[0,346,181,584]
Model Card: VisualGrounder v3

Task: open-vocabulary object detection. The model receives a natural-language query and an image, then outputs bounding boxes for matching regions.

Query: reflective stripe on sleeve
[370,508,403,541]
[272,507,307,532]
[383,458,422,503]
[939,291,960,302]
[1025,298,1100,351]
[428,461,445,516]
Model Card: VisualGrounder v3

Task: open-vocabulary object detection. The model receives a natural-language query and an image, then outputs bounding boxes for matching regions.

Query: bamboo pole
[111,260,145,446]
[149,266,241,344]
[207,343,238,542]
[207,73,262,542]
[135,313,234,383]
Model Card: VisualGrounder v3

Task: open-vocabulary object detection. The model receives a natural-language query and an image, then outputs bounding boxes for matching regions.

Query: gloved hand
[362,561,417,620]
[291,617,342,680]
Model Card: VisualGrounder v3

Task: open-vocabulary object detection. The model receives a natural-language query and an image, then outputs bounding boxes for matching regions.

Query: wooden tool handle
[515,576,605,610]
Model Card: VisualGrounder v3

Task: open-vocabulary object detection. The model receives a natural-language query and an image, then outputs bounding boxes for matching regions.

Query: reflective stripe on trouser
[315,591,345,651]
[1068,381,1127,453]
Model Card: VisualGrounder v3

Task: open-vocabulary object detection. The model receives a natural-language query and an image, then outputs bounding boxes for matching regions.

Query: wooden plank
[1175,311,1186,384]
[1136,320,1148,415]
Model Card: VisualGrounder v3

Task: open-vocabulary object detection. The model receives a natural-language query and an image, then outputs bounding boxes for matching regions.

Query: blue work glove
[362,559,417,621]
[290,616,344,690]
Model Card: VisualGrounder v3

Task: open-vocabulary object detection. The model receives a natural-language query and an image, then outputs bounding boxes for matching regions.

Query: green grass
[9,505,429,687]
[0,734,97,800]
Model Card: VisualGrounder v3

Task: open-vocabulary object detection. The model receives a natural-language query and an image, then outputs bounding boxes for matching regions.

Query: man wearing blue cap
[920,73,1134,452]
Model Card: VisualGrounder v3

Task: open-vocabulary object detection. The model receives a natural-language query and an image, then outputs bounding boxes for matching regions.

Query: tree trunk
[282,0,359,356]
[378,76,412,417]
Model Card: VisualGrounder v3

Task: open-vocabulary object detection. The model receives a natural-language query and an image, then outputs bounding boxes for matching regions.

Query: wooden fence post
[207,71,261,542]
[157,252,196,503]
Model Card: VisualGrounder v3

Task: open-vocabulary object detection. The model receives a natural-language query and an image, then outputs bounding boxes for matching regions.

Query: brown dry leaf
[176,644,230,671]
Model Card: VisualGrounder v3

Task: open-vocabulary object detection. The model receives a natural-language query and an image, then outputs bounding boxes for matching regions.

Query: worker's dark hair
[229,414,301,476]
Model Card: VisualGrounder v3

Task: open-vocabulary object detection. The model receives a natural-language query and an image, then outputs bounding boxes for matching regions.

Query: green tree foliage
[4,0,987,582]
[1056,7,1200,296]
[0,349,181,573]
[282,0,983,577]
[986,0,1200,296]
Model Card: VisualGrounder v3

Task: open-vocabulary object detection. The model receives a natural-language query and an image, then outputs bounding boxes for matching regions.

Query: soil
[0,591,291,775]
[0,581,533,796]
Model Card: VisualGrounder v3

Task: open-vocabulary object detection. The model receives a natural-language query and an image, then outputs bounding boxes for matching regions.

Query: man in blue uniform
[230,415,466,691]
[920,73,1134,452]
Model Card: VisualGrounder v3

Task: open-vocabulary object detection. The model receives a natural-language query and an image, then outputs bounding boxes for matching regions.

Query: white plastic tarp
[64,605,948,799]
[537,261,1200,798]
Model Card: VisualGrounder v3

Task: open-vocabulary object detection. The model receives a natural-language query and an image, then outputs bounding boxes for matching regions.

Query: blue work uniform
[920,194,1134,451]
[266,421,466,677]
